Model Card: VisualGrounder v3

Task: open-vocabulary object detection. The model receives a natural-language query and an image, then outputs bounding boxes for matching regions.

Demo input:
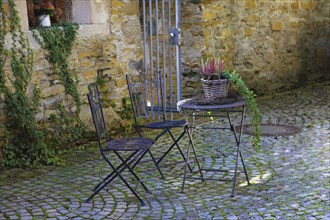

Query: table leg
[227,105,249,196]
[181,126,191,193]
[181,114,204,193]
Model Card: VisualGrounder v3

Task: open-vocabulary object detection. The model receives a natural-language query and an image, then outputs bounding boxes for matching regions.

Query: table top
[177,95,245,112]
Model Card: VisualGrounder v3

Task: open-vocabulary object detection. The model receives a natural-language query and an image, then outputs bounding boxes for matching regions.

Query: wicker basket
[201,78,229,99]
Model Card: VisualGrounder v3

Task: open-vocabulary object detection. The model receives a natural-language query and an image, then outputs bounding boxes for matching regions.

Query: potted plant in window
[33,0,55,27]
[200,57,262,147]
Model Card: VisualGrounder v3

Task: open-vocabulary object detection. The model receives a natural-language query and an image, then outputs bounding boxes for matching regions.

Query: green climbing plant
[48,103,88,146]
[0,0,59,167]
[32,23,81,113]
[31,24,89,147]
[222,71,262,148]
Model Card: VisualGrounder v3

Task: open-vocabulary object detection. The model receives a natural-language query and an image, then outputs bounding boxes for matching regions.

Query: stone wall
[1,0,329,132]
[31,0,143,131]
[181,0,330,95]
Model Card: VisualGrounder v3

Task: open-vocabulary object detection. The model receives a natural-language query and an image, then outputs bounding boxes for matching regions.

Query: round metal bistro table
[177,95,250,197]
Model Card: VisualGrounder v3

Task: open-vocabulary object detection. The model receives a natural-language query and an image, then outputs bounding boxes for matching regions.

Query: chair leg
[156,129,182,165]
[130,148,162,178]
[147,149,164,179]
[156,129,193,172]
[168,130,193,172]
[114,150,150,193]
[92,152,137,192]
[86,150,146,205]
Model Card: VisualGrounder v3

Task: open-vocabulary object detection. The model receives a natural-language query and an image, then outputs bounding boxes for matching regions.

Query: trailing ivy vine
[0,0,6,78]
[222,71,262,148]
[32,24,89,147]
[32,23,81,113]
[0,0,59,167]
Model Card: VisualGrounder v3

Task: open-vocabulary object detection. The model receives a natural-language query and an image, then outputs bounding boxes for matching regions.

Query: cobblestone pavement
[1,81,329,220]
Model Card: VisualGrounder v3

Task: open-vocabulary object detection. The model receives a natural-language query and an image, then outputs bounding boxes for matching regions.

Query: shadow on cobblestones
[0,81,329,219]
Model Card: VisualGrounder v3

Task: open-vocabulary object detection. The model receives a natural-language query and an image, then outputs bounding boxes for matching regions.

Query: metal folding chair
[126,72,193,172]
[85,84,163,205]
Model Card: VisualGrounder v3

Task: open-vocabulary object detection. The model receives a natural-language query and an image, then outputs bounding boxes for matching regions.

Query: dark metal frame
[85,84,163,205]
[126,73,193,172]
[177,97,250,196]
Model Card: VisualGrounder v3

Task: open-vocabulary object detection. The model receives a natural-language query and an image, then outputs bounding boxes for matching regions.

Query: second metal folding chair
[126,73,192,172]
[85,84,163,205]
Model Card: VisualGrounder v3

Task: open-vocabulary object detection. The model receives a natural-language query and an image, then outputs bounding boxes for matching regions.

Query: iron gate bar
[168,0,173,119]
[162,0,167,119]
[142,0,148,117]
[142,0,182,120]
[175,0,182,102]
[148,0,154,119]
[155,0,161,120]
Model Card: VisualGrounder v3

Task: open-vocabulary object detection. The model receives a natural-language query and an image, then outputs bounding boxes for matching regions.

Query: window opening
[27,0,72,28]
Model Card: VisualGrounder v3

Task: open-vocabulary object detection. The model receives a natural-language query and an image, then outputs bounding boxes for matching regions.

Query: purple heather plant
[200,57,225,80]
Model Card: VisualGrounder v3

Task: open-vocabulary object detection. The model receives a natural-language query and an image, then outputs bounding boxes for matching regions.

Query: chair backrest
[126,72,166,135]
[87,84,110,144]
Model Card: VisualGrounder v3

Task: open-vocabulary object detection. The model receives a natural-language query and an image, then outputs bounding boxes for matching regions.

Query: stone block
[246,0,257,8]
[79,104,94,131]
[291,1,300,9]
[33,59,52,71]
[42,97,60,110]
[301,0,314,10]
[44,110,57,119]
[111,0,125,9]
[272,21,283,31]
[40,85,65,98]
[84,70,97,80]
[121,2,139,15]
[111,15,126,24]
[245,27,253,36]
[203,30,212,37]
[184,73,200,83]
[2,3,9,14]
[243,14,260,23]
[81,60,96,68]
[104,107,121,130]
[103,43,117,57]
[289,21,300,28]
[78,50,100,59]
[224,28,232,38]
[115,76,127,88]
[202,10,217,21]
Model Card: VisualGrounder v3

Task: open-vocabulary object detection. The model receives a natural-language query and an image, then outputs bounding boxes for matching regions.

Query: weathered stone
[78,50,101,59]
[83,70,97,81]
[301,0,315,10]
[245,0,257,8]
[272,21,283,31]
[245,27,253,37]
[114,76,127,88]
[291,1,300,10]
[40,84,65,98]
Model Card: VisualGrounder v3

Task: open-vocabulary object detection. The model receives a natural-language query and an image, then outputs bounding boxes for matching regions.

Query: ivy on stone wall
[0,0,59,167]
[32,23,88,149]
[32,23,81,113]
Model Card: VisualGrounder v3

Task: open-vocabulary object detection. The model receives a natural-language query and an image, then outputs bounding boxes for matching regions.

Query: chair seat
[105,137,154,151]
[145,119,187,129]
